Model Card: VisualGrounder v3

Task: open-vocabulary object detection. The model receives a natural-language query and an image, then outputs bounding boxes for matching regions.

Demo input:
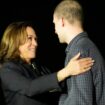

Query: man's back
[59,32,105,105]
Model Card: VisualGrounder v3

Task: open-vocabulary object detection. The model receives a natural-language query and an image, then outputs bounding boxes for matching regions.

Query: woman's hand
[57,53,94,81]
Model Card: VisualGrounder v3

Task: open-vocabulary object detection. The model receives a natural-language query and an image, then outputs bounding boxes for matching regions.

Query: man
[53,0,105,105]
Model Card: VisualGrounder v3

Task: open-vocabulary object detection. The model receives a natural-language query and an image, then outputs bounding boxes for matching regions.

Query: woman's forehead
[26,26,36,37]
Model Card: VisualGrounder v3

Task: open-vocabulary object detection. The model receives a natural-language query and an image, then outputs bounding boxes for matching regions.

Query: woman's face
[19,26,38,63]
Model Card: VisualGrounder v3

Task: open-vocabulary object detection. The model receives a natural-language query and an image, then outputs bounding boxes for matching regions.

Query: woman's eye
[34,38,37,41]
[28,37,32,40]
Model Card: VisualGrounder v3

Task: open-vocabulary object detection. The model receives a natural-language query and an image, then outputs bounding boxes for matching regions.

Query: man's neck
[66,31,83,44]
[65,25,83,44]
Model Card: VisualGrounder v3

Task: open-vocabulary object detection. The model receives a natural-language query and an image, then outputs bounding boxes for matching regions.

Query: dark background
[0,0,105,71]
[0,0,105,105]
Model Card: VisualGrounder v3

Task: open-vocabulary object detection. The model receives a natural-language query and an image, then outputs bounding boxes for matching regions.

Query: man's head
[53,0,84,43]
[54,0,83,25]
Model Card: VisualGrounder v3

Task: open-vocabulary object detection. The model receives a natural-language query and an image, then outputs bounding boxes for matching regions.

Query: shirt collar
[65,32,88,53]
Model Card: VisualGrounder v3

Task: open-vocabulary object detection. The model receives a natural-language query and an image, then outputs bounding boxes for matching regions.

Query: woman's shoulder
[0,60,23,74]
[2,60,19,67]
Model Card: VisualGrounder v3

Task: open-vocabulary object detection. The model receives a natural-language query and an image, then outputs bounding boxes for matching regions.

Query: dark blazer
[59,32,105,105]
[0,59,60,105]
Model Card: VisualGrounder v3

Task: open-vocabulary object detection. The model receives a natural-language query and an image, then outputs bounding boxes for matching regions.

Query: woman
[0,22,94,105]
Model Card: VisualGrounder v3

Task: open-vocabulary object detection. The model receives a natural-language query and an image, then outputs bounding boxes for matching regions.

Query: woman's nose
[33,39,38,46]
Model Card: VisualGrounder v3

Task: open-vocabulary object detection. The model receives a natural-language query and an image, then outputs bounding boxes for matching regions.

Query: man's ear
[61,17,64,27]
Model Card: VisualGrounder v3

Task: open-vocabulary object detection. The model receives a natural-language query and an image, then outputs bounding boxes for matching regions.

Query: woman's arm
[0,53,94,96]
